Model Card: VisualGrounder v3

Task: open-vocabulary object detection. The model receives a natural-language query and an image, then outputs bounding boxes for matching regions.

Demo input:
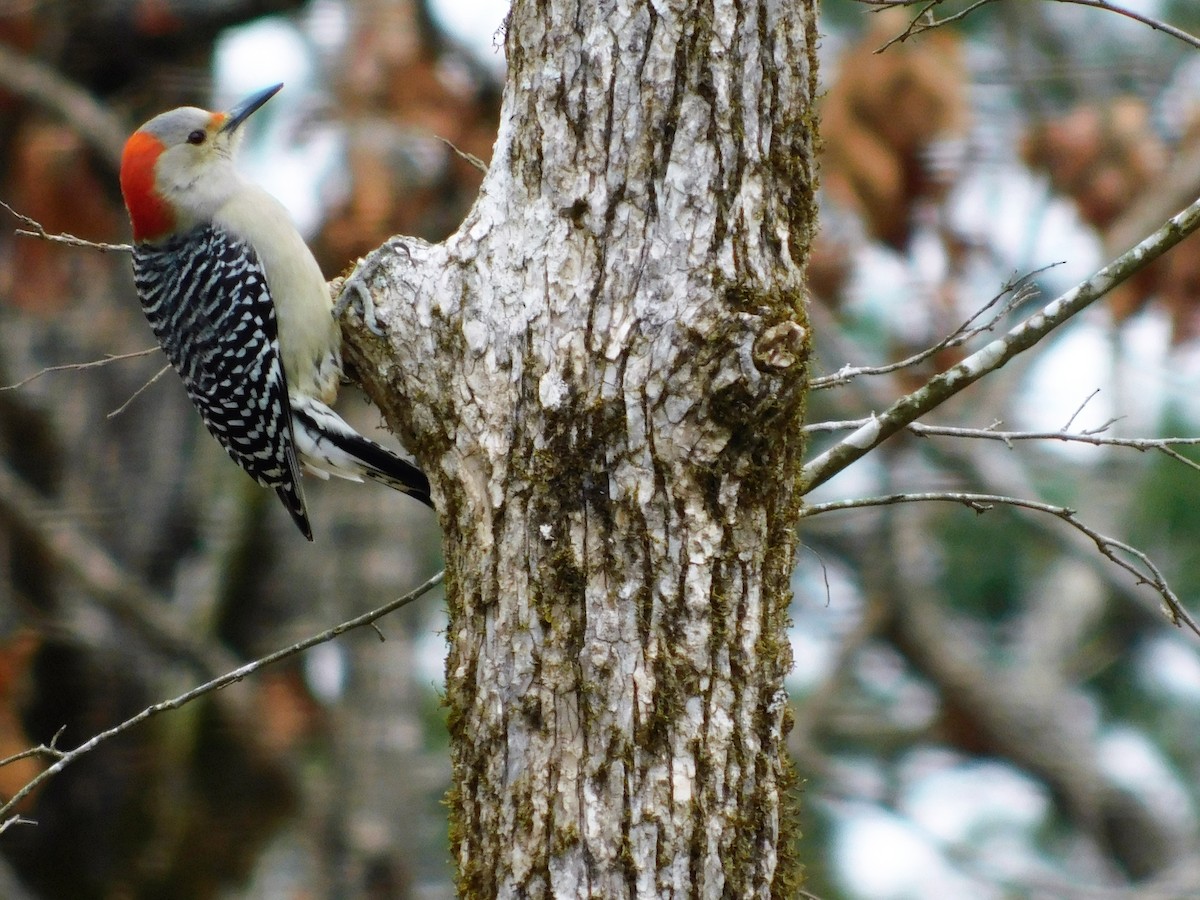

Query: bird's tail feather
[276,480,314,540]
[291,398,434,509]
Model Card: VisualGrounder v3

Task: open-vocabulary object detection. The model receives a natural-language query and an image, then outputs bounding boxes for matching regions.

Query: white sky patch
[1138,635,1200,703]
[214,17,341,236]
[214,17,311,109]
[1014,302,1184,452]
[1098,727,1195,834]
[899,754,1049,844]
[834,804,1000,900]
[787,630,836,691]
[304,640,348,704]
[789,547,864,690]
[416,610,451,688]
[429,0,510,73]
[1012,315,1116,440]
[949,165,1102,297]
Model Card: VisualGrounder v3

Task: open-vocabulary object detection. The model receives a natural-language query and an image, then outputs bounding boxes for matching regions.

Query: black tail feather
[291,402,434,509]
[276,482,314,540]
[337,430,435,508]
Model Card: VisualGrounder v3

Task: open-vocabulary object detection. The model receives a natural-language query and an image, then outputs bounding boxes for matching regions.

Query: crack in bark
[337,1,817,896]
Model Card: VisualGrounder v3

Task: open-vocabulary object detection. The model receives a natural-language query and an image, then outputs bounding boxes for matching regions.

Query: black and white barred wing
[131,225,311,539]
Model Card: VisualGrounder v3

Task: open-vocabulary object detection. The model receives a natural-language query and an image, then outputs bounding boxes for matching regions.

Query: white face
[142,107,246,228]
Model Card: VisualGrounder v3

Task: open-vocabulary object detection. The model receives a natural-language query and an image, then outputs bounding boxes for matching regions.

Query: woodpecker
[120,83,432,540]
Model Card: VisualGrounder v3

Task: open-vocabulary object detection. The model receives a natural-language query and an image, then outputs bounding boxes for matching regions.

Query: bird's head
[120,83,282,243]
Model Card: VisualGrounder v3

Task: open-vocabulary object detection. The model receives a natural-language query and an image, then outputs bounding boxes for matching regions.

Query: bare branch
[803,418,876,434]
[0,745,61,771]
[0,816,36,834]
[800,491,1198,635]
[800,194,1200,493]
[907,423,1200,474]
[810,268,1048,390]
[106,364,172,419]
[0,348,160,393]
[860,0,1003,50]
[0,727,66,771]
[1049,0,1200,51]
[856,0,1200,52]
[1061,389,1101,432]
[0,568,446,831]
[1,201,131,253]
[437,136,489,174]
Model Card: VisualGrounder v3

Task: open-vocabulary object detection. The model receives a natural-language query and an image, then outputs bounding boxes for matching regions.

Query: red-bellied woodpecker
[119,83,432,540]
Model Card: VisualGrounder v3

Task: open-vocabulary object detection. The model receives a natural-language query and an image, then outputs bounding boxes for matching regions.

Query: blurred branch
[0,457,233,675]
[1106,142,1200,257]
[809,267,1048,390]
[0,853,38,899]
[0,46,126,170]
[789,573,892,764]
[800,491,1199,636]
[858,0,1200,52]
[800,194,1200,493]
[0,567,446,834]
[883,506,1192,879]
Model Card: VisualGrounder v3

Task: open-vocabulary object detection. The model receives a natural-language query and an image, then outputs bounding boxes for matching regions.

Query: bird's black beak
[220,83,283,134]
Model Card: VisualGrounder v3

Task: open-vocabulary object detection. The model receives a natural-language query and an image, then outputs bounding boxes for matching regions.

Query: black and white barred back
[132,224,313,538]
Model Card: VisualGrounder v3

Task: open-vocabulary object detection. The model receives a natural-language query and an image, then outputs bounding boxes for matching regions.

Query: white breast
[215,186,342,402]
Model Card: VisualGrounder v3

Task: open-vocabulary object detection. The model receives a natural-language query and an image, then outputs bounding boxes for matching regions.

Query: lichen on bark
[338,1,818,896]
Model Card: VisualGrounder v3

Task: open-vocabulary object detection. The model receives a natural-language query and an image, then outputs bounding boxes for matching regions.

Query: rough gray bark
[338,1,818,896]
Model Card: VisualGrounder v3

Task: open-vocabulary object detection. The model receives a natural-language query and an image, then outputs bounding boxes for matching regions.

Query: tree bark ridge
[339,1,817,896]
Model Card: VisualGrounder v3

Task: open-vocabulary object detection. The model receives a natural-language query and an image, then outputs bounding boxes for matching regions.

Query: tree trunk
[339,1,818,895]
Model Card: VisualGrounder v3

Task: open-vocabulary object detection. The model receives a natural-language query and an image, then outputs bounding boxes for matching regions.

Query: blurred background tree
[2,0,1200,898]
[0,1,489,896]
[801,2,1200,897]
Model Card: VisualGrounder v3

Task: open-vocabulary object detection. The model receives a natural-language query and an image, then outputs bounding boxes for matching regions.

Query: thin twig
[437,136,489,174]
[863,0,1003,50]
[907,423,1200,473]
[856,0,1200,53]
[0,569,446,833]
[800,492,1198,635]
[809,268,1049,391]
[0,727,67,770]
[106,364,171,418]
[1,201,131,253]
[805,418,1200,473]
[1061,389,1101,432]
[1048,0,1200,51]
[800,194,1200,493]
[0,348,159,393]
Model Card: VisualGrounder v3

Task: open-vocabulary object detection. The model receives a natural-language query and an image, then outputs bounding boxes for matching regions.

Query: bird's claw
[335,270,386,336]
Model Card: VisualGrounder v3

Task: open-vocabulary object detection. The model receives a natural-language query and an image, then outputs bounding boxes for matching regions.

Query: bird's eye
[186,130,206,145]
